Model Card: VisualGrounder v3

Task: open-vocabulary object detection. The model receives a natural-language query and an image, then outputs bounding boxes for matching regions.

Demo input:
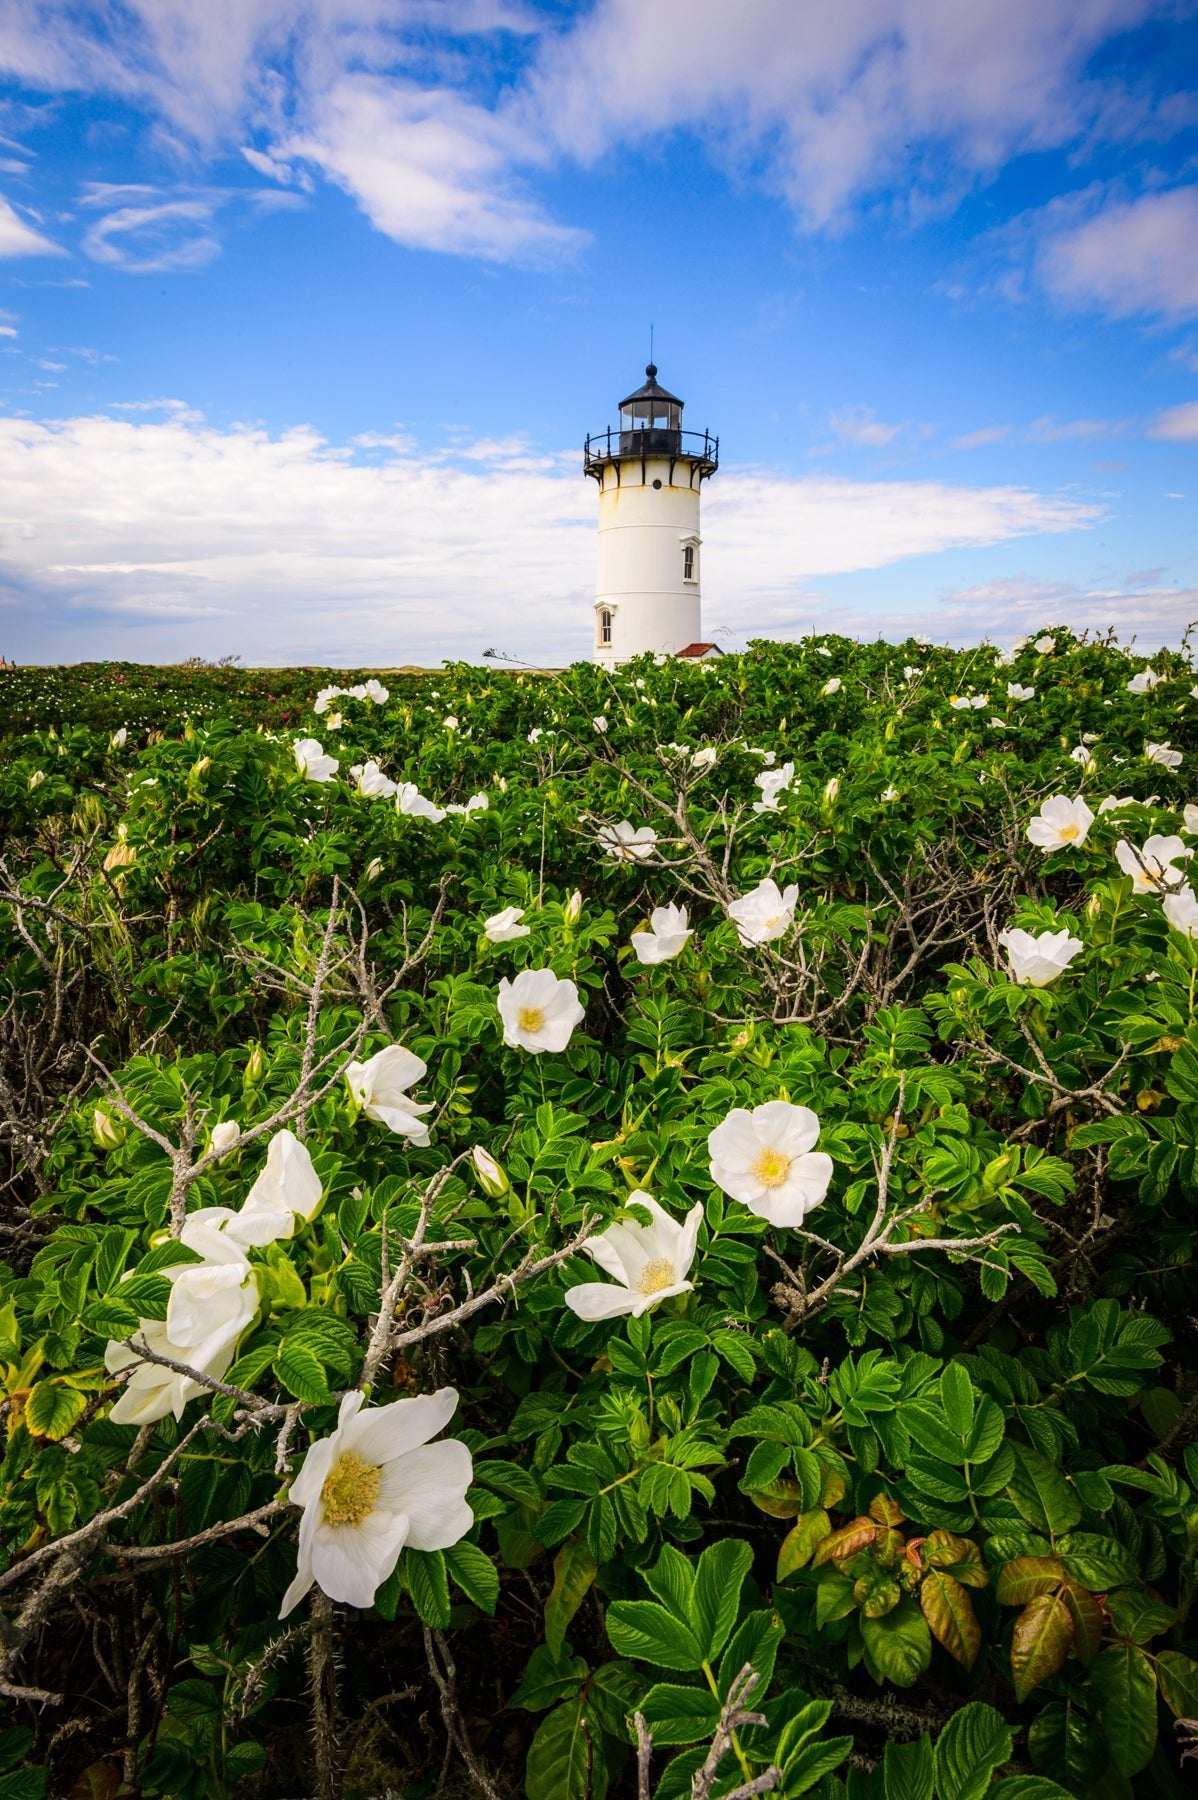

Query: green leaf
[273,1341,330,1404]
[1057,1534,1137,1590]
[635,1682,720,1746]
[605,1600,704,1672]
[861,1598,932,1688]
[995,1556,1065,1605]
[81,1295,143,1338]
[990,1781,1074,1799]
[545,1541,597,1661]
[1006,1447,1082,1537]
[940,1363,975,1439]
[778,1508,831,1579]
[904,1404,965,1465]
[1089,1644,1158,1776]
[508,1645,587,1713]
[24,1381,86,1440]
[525,1697,607,1800]
[1156,1650,1198,1720]
[404,1548,450,1628]
[882,1733,933,1800]
[692,1537,752,1661]
[934,1703,1013,1800]
[1027,1700,1107,1791]
[444,1541,499,1615]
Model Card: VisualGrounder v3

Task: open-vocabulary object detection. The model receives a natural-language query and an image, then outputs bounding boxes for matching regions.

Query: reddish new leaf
[1011,1591,1075,1701]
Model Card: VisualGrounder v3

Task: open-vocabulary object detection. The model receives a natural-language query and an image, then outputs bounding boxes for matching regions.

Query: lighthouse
[584,364,719,666]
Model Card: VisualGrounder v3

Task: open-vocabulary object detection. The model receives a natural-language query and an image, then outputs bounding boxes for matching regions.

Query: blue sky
[1,0,1196,666]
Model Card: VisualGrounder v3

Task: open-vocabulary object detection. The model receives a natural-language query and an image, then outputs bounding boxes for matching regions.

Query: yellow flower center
[1057,822,1080,841]
[320,1450,382,1528]
[752,1147,792,1189]
[637,1257,677,1296]
[518,1006,545,1033]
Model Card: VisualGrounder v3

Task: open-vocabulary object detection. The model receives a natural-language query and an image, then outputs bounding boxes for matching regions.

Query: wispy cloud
[1149,401,1198,442]
[0,405,1102,663]
[1039,185,1198,319]
[0,192,62,257]
[825,404,907,449]
[77,181,304,272]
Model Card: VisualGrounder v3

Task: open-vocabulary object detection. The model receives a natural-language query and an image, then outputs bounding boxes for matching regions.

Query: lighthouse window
[682,544,695,582]
[599,609,612,645]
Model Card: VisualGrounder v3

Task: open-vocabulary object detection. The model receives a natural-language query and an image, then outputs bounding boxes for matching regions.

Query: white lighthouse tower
[584,364,719,666]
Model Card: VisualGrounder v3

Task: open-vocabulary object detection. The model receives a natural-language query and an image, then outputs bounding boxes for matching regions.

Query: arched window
[599,608,612,645]
[682,543,696,582]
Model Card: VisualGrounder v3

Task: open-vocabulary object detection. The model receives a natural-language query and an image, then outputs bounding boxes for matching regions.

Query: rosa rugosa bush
[2,629,1198,1798]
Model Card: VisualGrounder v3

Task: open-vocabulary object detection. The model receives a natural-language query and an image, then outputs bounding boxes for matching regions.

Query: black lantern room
[584,364,718,483]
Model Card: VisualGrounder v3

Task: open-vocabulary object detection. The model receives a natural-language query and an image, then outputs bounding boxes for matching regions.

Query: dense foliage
[2,632,1198,1800]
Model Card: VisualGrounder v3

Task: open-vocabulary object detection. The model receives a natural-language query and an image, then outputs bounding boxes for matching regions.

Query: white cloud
[0,0,1181,264]
[1026,414,1118,442]
[280,74,585,263]
[922,572,1198,645]
[0,406,1101,663]
[1149,401,1198,442]
[826,405,906,449]
[0,192,62,257]
[952,426,1011,450]
[1040,186,1198,318]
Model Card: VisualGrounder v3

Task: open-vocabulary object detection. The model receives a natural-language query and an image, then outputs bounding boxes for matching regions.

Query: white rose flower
[497,969,585,1053]
[1127,669,1161,693]
[105,1228,258,1426]
[1026,795,1094,851]
[1115,834,1192,894]
[904,665,921,680]
[1034,635,1056,654]
[484,905,531,944]
[1006,683,1035,702]
[631,903,692,965]
[820,677,842,696]
[345,1046,433,1143]
[1163,884,1198,937]
[1098,795,1136,814]
[593,715,608,734]
[881,785,899,801]
[280,1387,473,1616]
[727,877,798,947]
[111,727,128,748]
[28,770,44,790]
[443,715,459,730]
[313,687,340,715]
[564,1193,703,1321]
[528,727,543,743]
[707,1100,833,1228]
[294,738,339,783]
[995,649,1016,667]
[1069,745,1092,766]
[598,820,658,861]
[1184,803,1198,835]
[353,761,397,799]
[563,889,583,924]
[691,746,717,772]
[753,762,794,813]
[186,1128,324,1251]
[1147,742,1183,770]
[209,1120,241,1159]
[998,927,1085,987]
[396,783,447,823]
[362,679,389,704]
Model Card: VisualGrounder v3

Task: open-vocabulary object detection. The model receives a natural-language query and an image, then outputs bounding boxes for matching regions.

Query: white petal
[343,1387,461,1466]
[564,1281,640,1320]
[377,1440,474,1551]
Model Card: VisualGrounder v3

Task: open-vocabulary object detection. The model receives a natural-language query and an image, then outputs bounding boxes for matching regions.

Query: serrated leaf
[882,1733,934,1800]
[273,1342,329,1403]
[903,1404,965,1465]
[444,1541,499,1615]
[940,1363,975,1438]
[1155,1650,1198,1719]
[934,1702,1013,1800]
[404,1548,450,1627]
[634,1682,719,1746]
[861,1599,932,1687]
[1006,1448,1082,1537]
[605,1600,703,1671]
[1010,1592,1074,1702]
[813,1516,878,1566]
[24,1381,86,1440]
[1060,1582,1103,1664]
[508,1644,588,1713]
[990,1781,1074,1799]
[692,1537,751,1661]
[525,1697,605,1800]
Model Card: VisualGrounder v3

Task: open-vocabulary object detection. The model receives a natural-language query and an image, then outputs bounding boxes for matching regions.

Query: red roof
[676,642,723,658]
